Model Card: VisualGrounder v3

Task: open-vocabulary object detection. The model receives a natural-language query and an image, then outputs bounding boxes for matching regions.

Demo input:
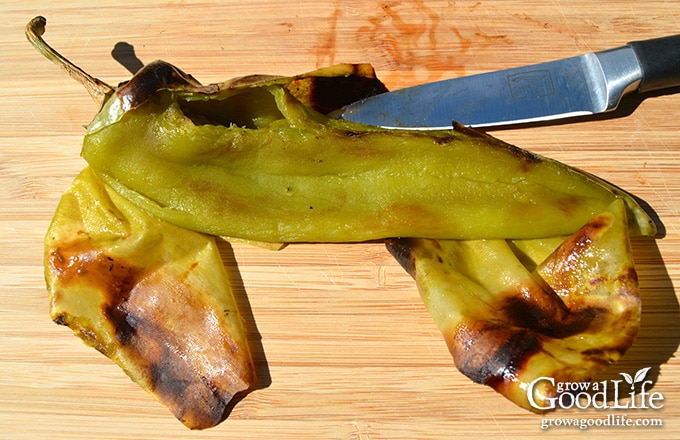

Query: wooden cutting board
[2,1,679,439]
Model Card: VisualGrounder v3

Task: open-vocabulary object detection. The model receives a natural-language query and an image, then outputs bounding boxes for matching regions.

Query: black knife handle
[628,34,680,93]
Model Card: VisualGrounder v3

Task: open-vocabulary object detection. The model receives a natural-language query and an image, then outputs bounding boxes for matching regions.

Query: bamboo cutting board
[2,1,680,439]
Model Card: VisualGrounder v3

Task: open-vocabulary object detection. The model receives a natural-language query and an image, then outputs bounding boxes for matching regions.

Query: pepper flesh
[386,198,641,411]
[81,62,656,243]
[45,168,256,429]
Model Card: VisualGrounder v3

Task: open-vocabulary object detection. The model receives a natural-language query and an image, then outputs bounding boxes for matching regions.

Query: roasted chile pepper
[45,168,256,429]
[30,18,257,429]
[386,198,641,412]
[28,16,657,421]
[27,17,656,244]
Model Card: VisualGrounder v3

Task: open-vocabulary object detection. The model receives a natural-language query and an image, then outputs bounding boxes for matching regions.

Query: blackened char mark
[48,244,141,345]
[385,238,418,277]
[116,60,204,111]
[449,321,542,388]
[287,71,389,115]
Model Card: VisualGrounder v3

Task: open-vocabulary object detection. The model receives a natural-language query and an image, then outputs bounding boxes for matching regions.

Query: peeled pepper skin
[45,167,255,429]
[81,62,656,243]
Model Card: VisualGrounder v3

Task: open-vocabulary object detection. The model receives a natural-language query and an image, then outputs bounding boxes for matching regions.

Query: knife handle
[628,34,680,93]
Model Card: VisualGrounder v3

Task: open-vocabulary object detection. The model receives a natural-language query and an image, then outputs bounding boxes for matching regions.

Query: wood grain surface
[2,1,679,439]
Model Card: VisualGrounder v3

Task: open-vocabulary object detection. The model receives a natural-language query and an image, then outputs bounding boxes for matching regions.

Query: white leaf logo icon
[620,367,652,388]
[620,372,634,385]
[634,367,651,383]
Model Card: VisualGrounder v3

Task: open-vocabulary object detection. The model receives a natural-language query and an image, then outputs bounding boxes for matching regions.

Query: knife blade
[336,34,680,129]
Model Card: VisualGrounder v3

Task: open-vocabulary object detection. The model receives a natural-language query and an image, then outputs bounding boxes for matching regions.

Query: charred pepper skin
[386,199,642,412]
[45,168,256,430]
[82,61,655,243]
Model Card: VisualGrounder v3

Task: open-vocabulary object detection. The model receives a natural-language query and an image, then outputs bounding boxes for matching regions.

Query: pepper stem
[26,16,114,106]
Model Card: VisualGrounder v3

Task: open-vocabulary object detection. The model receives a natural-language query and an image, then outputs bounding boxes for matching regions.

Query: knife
[336,34,680,129]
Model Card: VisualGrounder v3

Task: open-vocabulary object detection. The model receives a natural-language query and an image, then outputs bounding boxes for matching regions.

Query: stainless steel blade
[337,46,644,129]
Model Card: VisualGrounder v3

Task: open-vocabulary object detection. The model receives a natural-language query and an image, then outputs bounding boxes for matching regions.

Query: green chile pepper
[28,16,656,420]
[28,16,656,243]
[385,198,641,412]
[45,168,255,429]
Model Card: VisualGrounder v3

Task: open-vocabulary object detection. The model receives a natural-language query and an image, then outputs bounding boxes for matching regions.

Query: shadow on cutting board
[112,42,144,75]
[215,239,272,422]
[593,236,679,399]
